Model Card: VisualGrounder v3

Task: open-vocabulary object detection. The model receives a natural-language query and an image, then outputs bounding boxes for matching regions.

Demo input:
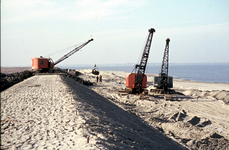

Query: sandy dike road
[1,74,186,150]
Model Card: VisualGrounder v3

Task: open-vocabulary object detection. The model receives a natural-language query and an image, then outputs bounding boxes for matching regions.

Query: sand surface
[1,75,100,149]
[79,70,229,149]
[1,74,184,149]
[1,70,229,149]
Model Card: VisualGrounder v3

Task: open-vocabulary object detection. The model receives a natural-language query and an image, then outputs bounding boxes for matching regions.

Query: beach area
[2,0,229,149]
[1,68,229,149]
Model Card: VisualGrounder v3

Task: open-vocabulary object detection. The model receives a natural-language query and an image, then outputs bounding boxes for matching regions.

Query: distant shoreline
[1,64,229,84]
[2,61,228,68]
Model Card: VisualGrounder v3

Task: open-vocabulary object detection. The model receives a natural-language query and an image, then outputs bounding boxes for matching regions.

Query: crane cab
[126,73,147,93]
[31,56,54,72]
[153,76,173,88]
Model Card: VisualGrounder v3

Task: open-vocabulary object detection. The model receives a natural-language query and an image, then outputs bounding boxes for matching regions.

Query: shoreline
[1,66,228,84]
[80,69,229,91]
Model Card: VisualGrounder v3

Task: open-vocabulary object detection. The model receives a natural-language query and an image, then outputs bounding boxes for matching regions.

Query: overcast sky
[1,0,229,67]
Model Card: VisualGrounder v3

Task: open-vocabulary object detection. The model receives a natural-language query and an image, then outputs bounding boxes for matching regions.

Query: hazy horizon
[2,62,229,68]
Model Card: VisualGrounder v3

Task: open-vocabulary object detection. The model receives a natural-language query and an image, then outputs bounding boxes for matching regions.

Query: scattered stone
[188,116,200,126]
[210,132,223,139]
[197,120,212,127]
[169,110,187,122]
[181,138,191,144]
[190,133,229,150]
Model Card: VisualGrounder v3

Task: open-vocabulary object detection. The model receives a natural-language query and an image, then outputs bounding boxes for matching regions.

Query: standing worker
[96,75,99,82]
[99,75,102,82]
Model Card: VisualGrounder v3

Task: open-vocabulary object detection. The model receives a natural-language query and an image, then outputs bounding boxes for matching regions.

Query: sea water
[68,63,229,83]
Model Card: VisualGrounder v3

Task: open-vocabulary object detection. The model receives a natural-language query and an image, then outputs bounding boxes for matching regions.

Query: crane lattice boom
[134,28,155,90]
[160,38,170,76]
[54,38,93,66]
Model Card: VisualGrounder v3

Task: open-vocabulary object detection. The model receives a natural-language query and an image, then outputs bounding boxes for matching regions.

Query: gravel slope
[1,75,99,149]
[1,74,186,150]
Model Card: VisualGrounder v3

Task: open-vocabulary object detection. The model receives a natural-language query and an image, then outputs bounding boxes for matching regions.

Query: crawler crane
[152,38,173,94]
[126,28,156,93]
[31,38,93,72]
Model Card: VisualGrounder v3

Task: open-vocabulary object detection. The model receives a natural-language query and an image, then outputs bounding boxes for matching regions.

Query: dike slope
[1,74,186,150]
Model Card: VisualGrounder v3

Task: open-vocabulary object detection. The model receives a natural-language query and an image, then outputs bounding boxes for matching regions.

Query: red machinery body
[31,38,93,72]
[31,57,54,71]
[126,73,147,89]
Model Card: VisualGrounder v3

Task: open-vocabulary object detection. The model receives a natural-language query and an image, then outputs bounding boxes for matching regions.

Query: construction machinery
[92,64,99,75]
[31,38,93,72]
[152,38,173,94]
[125,28,156,93]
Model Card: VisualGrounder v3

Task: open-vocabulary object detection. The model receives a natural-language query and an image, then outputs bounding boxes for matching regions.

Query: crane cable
[137,32,149,64]
[44,42,84,58]
[134,32,149,73]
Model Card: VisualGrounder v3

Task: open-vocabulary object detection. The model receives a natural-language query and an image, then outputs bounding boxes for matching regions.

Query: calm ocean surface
[67,63,229,83]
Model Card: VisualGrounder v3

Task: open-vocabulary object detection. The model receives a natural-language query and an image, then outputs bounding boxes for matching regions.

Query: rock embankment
[0,68,93,92]
[1,71,34,92]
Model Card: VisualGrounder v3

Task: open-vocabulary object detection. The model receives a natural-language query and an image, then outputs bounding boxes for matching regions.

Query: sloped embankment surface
[80,70,229,150]
[183,89,229,105]
[1,71,34,92]
[1,75,97,149]
[1,75,186,150]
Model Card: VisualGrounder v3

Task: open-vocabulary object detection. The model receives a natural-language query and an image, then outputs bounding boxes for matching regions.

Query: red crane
[31,38,93,73]
[126,28,156,93]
